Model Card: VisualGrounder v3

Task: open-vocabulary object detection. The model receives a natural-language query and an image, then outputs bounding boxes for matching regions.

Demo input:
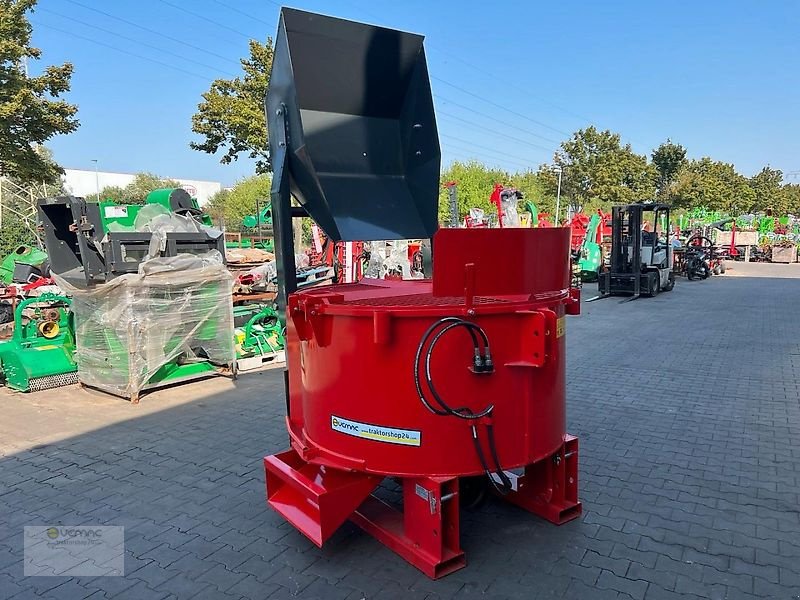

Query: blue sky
[31,0,800,186]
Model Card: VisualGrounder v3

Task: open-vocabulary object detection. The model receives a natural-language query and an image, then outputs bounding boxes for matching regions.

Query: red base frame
[264,435,581,579]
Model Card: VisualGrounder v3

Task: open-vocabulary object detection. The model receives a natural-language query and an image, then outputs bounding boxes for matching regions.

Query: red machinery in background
[309,224,365,283]
[568,210,611,251]
[263,8,582,579]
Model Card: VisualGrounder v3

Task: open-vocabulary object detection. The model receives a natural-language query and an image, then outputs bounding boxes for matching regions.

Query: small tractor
[598,203,675,299]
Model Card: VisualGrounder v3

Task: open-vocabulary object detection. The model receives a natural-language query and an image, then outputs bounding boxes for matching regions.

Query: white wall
[62,169,222,206]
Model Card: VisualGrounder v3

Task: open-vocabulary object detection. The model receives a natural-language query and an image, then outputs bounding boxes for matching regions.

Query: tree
[669,158,753,212]
[206,174,271,228]
[748,167,784,213]
[508,169,552,214]
[0,146,64,255]
[0,213,35,256]
[438,160,509,222]
[190,39,273,174]
[0,0,79,182]
[98,172,181,204]
[781,184,800,215]
[651,139,687,199]
[538,127,656,214]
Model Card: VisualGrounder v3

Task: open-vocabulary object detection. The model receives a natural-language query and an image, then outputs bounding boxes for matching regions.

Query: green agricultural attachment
[234,304,285,371]
[226,202,275,251]
[576,214,604,281]
[0,294,77,392]
[0,246,49,285]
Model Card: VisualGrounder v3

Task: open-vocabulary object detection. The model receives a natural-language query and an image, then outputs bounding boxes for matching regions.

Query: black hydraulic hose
[472,425,511,495]
[425,322,493,419]
[471,424,496,481]
[486,423,513,492]
[414,317,512,493]
[414,317,484,416]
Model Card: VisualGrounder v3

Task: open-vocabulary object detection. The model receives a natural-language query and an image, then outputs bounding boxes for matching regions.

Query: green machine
[0,246,49,285]
[98,188,213,232]
[226,201,274,251]
[233,304,285,371]
[37,192,234,402]
[0,294,77,392]
[576,213,604,281]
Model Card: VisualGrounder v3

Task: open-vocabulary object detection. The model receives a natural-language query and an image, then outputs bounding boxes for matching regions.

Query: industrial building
[62,168,222,206]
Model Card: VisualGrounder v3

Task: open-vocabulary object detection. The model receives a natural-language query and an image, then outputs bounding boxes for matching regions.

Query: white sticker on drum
[330,415,421,446]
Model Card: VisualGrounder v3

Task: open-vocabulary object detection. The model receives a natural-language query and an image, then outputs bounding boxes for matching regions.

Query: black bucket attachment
[267,8,440,242]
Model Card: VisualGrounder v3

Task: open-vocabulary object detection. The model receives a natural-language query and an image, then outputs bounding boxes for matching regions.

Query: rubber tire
[0,303,12,325]
[651,273,660,297]
[664,273,675,292]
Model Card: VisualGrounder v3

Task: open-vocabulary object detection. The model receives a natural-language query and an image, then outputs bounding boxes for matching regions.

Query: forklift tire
[664,274,675,292]
[646,272,659,297]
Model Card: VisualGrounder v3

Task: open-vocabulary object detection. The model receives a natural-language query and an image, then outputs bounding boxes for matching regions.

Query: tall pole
[554,167,563,226]
[92,159,99,201]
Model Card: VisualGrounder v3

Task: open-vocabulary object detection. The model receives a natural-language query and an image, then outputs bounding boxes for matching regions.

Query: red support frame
[264,435,581,579]
[503,435,582,525]
[350,476,465,579]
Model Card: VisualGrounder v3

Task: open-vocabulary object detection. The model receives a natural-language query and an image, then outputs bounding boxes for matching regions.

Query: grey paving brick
[226,574,282,600]
[43,578,97,599]
[196,562,247,593]
[597,570,648,599]
[582,550,631,577]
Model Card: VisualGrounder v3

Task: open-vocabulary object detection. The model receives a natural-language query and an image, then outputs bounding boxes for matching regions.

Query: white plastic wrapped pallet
[54,251,235,399]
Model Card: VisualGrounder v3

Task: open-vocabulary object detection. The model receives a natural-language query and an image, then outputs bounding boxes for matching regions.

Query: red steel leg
[503,434,582,524]
[350,476,466,578]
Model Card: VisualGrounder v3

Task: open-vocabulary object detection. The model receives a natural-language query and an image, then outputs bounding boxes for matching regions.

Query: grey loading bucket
[267,8,441,242]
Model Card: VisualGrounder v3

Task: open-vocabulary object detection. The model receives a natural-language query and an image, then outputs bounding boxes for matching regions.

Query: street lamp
[91,159,99,201]
[553,165,563,226]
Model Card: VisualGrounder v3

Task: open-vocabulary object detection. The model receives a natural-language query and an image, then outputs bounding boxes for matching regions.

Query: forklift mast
[610,205,642,275]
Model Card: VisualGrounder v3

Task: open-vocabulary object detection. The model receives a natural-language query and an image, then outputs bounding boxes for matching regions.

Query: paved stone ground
[1,268,800,599]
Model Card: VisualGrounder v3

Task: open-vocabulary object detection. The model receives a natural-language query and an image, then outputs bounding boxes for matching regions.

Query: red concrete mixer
[263,7,582,578]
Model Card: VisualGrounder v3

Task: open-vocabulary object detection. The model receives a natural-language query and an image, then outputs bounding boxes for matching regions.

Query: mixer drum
[290,280,567,477]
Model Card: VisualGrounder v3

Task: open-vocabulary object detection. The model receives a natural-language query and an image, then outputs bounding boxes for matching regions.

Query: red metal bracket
[501,435,582,525]
[506,310,547,368]
[566,287,581,315]
[350,476,465,579]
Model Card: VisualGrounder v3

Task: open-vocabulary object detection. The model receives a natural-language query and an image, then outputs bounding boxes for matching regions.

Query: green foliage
[0,0,79,182]
[508,170,553,214]
[438,160,508,221]
[205,188,230,223]
[0,211,36,256]
[669,158,753,212]
[538,126,656,213]
[748,166,784,213]
[652,139,687,198]
[190,39,273,174]
[206,174,271,228]
[781,184,800,215]
[98,172,181,205]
